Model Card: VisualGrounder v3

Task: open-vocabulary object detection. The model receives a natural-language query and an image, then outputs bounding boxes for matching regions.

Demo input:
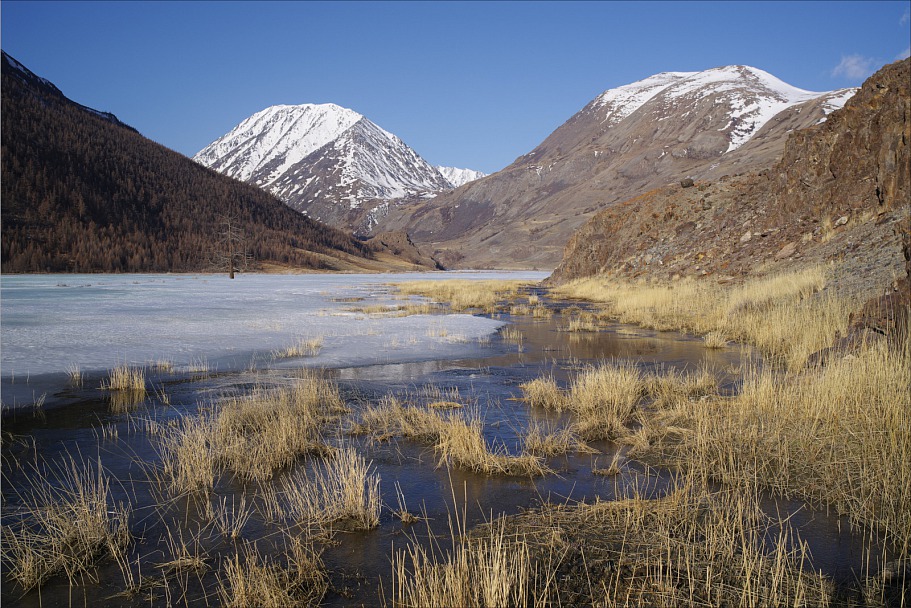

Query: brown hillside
[1,51,380,274]
[550,58,910,306]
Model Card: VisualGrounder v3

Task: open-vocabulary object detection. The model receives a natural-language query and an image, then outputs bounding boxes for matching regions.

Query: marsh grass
[662,335,911,550]
[1,453,131,591]
[217,537,328,608]
[392,515,543,608]
[272,336,323,359]
[155,374,345,493]
[703,330,729,348]
[271,446,382,529]
[101,364,147,393]
[485,479,836,607]
[553,266,851,369]
[523,421,594,456]
[353,397,549,476]
[394,279,532,313]
[567,363,643,440]
[65,363,82,387]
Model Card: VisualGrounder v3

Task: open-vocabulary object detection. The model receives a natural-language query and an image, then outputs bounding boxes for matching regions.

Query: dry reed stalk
[567,363,643,440]
[155,375,344,493]
[275,446,381,529]
[353,397,549,476]
[217,538,327,608]
[651,331,911,550]
[272,336,323,359]
[2,453,131,591]
[392,516,541,608]
[101,364,147,393]
[523,421,594,456]
[519,376,567,411]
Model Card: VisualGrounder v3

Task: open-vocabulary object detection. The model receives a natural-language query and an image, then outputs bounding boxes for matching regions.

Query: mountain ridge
[194,103,483,231]
[371,65,856,269]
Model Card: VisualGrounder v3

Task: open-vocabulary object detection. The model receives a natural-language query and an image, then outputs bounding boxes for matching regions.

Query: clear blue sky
[3,1,909,174]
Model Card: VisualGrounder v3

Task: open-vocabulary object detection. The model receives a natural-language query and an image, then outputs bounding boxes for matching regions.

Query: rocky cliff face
[550,59,910,306]
[374,66,854,269]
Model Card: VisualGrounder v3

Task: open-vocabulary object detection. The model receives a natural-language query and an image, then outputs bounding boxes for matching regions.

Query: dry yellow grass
[567,362,643,440]
[519,376,567,411]
[353,397,549,476]
[273,447,382,529]
[523,421,594,456]
[552,266,851,369]
[272,336,323,359]
[218,538,327,607]
[393,515,543,608]
[665,335,911,550]
[101,364,147,392]
[2,454,131,591]
[395,279,532,313]
[155,374,345,493]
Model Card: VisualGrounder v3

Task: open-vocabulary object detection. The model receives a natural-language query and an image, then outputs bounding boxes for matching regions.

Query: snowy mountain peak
[437,166,487,188]
[592,65,855,153]
[194,103,453,229]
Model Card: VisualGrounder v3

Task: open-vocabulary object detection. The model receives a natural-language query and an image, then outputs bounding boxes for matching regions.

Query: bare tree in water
[213,213,251,278]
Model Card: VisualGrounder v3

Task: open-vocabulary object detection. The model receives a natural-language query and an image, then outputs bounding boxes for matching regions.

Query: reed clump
[217,538,328,608]
[101,364,147,393]
[664,335,911,549]
[353,397,549,476]
[523,421,594,456]
[271,447,382,529]
[2,454,131,591]
[393,516,543,608]
[156,374,345,493]
[272,336,323,359]
[476,479,835,607]
[567,363,643,440]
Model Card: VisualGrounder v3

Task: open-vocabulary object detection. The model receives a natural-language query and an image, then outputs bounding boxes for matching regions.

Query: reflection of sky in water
[0,271,546,379]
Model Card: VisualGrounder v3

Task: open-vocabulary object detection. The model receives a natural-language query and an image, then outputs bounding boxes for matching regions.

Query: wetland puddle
[0,274,891,606]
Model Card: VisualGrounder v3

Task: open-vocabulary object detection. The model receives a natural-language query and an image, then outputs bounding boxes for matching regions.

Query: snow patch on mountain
[437,166,487,188]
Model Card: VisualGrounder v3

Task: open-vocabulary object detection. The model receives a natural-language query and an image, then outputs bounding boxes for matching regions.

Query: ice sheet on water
[0,272,547,381]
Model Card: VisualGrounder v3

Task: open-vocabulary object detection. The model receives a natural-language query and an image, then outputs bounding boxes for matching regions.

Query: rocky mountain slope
[550,58,909,308]
[373,66,856,269]
[194,104,482,232]
[1,51,431,274]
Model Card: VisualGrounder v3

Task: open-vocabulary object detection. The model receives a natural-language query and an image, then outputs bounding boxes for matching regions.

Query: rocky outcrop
[772,58,909,218]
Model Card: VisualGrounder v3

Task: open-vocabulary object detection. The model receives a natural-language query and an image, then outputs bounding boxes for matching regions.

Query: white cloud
[831,54,876,80]
[899,47,911,60]
[901,9,909,26]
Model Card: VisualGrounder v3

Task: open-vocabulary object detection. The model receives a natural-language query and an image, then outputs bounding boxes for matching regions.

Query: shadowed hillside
[1,51,380,274]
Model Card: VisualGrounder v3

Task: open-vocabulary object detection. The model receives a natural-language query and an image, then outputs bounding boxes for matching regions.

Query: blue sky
[3,1,909,174]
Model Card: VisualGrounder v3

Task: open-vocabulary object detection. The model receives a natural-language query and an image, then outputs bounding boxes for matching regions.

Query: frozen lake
[0,272,546,405]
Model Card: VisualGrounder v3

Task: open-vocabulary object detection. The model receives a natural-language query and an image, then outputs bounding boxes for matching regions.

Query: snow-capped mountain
[373,65,857,269]
[437,166,487,188]
[194,103,453,228]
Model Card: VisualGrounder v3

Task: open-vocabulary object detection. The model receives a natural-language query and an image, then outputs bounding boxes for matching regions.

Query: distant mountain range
[194,104,485,232]
[0,51,435,274]
[371,65,857,269]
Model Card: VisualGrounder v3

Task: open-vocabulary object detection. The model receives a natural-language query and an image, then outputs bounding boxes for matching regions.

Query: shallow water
[0,274,888,606]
